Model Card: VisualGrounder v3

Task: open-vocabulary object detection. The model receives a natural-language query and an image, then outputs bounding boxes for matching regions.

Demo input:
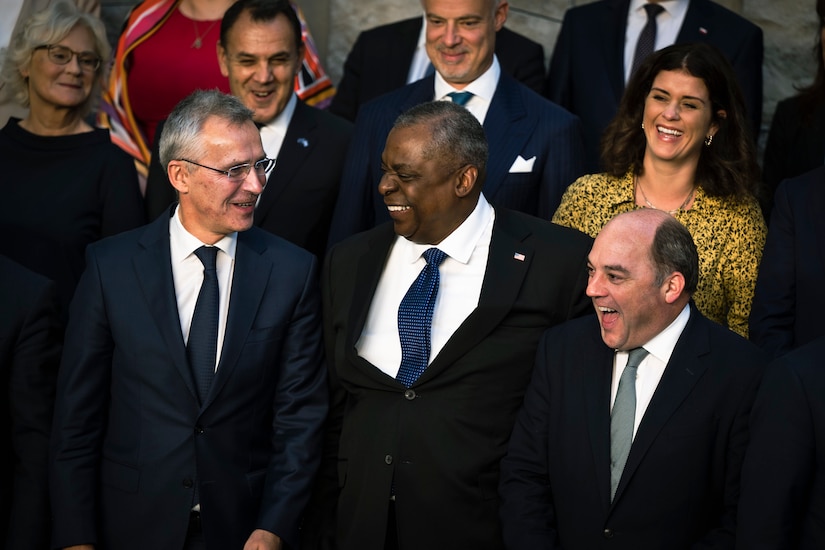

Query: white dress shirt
[169,205,237,371]
[610,303,691,438]
[357,194,495,378]
[434,55,500,124]
[258,92,297,168]
[624,0,689,83]
[407,14,431,83]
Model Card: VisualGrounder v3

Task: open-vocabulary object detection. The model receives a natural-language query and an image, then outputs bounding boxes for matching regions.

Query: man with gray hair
[50,89,327,550]
[307,100,592,550]
[500,208,766,549]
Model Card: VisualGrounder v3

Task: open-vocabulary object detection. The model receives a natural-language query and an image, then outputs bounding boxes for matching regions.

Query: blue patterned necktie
[188,246,219,404]
[631,3,665,75]
[610,346,649,500]
[396,248,447,388]
[447,91,474,106]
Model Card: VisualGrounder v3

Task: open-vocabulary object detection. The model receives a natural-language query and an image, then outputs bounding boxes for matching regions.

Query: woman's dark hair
[600,42,759,199]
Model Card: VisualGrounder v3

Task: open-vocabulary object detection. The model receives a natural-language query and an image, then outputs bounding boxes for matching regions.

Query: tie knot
[193,246,218,271]
[625,347,649,369]
[423,248,447,267]
[643,2,664,19]
[447,91,474,106]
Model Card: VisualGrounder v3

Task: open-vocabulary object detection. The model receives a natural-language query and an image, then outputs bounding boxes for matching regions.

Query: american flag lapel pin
[513,252,526,262]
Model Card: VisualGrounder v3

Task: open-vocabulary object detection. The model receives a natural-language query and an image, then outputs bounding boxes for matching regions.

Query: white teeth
[657,126,683,136]
[387,205,410,212]
[598,307,617,313]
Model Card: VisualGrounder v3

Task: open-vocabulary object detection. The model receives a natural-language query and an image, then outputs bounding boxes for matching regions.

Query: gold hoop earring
[704,134,713,146]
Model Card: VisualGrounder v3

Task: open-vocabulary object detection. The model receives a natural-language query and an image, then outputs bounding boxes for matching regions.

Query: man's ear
[454,164,478,198]
[217,42,230,78]
[167,160,189,195]
[662,271,686,304]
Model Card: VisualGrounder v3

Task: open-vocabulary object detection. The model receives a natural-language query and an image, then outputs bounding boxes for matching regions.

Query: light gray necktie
[610,347,649,500]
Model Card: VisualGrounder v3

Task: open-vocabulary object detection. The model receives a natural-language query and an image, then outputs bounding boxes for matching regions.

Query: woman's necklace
[191,18,218,48]
[636,177,695,215]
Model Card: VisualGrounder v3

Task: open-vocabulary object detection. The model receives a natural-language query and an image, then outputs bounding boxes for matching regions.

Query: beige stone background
[101,0,817,156]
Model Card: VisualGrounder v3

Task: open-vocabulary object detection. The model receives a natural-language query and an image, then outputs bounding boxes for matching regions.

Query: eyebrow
[650,86,707,104]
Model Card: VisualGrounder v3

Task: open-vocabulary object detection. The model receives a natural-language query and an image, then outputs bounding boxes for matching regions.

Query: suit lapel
[611,308,710,504]
[416,210,533,382]
[482,74,533,201]
[606,0,632,101]
[255,101,316,224]
[206,230,271,406]
[133,208,198,402]
[676,0,712,44]
[584,332,618,511]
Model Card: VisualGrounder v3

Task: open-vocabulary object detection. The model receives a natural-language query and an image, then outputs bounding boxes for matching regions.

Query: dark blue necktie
[396,248,447,388]
[631,3,665,75]
[188,246,219,404]
[447,91,474,106]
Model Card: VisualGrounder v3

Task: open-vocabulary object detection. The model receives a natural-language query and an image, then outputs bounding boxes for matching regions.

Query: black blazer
[328,16,546,122]
[749,166,825,359]
[760,95,825,219]
[547,0,763,172]
[737,335,825,550]
[500,306,766,550]
[310,209,593,550]
[145,100,353,258]
[0,255,61,550]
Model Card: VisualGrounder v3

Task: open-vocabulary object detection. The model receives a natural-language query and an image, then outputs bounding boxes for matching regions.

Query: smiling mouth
[657,126,683,137]
[387,205,410,212]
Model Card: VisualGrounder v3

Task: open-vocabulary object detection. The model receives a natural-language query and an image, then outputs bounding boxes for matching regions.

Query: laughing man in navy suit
[500,209,765,549]
[547,0,763,172]
[327,0,585,247]
[50,90,327,550]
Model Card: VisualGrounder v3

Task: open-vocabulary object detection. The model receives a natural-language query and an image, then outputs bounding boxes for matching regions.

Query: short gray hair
[393,100,488,184]
[158,90,254,169]
[0,0,110,116]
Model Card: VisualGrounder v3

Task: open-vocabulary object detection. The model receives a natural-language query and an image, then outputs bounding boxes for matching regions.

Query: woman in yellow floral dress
[553,42,765,338]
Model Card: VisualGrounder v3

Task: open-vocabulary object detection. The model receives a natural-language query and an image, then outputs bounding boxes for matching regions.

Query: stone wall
[101,0,816,149]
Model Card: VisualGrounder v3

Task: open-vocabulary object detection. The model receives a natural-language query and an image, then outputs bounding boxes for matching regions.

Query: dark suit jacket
[749,166,825,359]
[328,16,546,122]
[145,100,353,258]
[327,73,585,247]
[310,209,593,550]
[760,95,825,220]
[547,0,763,172]
[0,255,62,550]
[737,335,825,550]
[499,306,766,550]
[49,209,328,549]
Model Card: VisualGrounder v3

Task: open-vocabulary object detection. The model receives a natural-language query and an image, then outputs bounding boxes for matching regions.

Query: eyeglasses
[179,157,275,182]
[34,44,101,72]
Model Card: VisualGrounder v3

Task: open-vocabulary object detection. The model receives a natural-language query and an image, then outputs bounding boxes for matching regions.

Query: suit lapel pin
[297,138,309,147]
[699,27,708,35]
[513,252,526,262]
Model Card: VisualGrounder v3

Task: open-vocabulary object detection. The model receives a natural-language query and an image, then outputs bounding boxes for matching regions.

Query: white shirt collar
[629,0,688,21]
[397,193,493,266]
[169,204,237,263]
[636,303,691,365]
[433,55,501,104]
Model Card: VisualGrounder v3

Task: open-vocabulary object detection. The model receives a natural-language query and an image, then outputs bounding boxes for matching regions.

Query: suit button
[404,389,416,400]
[603,528,614,539]
[194,426,204,435]
[183,478,194,489]
[384,455,393,465]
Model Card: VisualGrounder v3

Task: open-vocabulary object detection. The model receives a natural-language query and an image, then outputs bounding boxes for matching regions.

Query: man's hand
[243,529,282,550]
